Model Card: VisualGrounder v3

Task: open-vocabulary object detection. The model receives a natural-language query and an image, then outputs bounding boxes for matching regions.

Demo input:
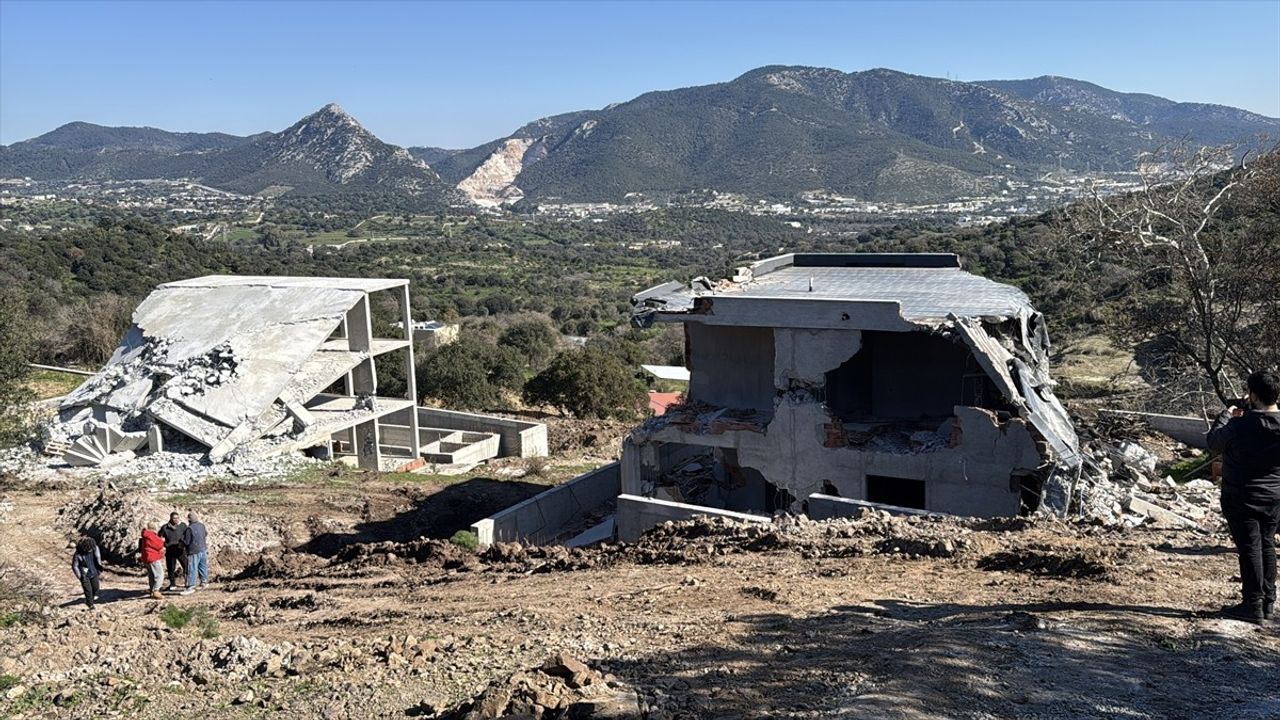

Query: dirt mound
[978,545,1122,579]
[614,512,982,564]
[544,417,633,456]
[235,549,328,580]
[426,652,642,719]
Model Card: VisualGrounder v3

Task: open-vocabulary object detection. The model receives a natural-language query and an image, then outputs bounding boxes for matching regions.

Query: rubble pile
[429,652,642,720]
[1072,434,1221,528]
[92,444,320,490]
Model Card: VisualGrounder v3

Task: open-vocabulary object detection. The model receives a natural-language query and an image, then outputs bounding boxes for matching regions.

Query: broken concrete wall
[625,318,1071,518]
[627,397,1041,518]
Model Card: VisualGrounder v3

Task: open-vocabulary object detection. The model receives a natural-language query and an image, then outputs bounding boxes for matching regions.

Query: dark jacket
[72,545,102,580]
[158,522,187,552]
[183,521,208,555]
[1206,408,1280,506]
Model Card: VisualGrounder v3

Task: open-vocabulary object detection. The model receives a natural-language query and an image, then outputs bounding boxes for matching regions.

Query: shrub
[521,455,552,478]
[523,347,647,420]
[159,604,194,629]
[499,318,559,369]
[160,604,218,637]
[449,530,479,551]
[417,332,530,411]
[0,561,50,626]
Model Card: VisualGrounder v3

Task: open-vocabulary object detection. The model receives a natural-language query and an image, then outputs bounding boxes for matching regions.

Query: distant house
[394,320,459,350]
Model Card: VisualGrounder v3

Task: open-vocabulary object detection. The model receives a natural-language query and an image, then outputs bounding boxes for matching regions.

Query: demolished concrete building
[625,252,1080,521]
[57,276,546,470]
[473,253,1082,547]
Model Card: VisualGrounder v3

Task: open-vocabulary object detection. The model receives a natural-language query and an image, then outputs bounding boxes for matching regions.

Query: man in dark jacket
[158,512,187,591]
[1206,369,1280,625]
[180,511,209,595]
[71,537,103,609]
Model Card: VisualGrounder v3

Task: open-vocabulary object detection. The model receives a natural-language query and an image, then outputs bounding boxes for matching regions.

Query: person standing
[71,537,103,609]
[180,511,209,595]
[158,512,187,591]
[137,522,166,600]
[1206,369,1280,625]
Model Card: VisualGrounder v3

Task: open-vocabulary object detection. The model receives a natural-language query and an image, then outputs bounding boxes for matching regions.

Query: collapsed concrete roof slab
[634,253,1034,328]
[59,275,414,465]
[159,275,408,293]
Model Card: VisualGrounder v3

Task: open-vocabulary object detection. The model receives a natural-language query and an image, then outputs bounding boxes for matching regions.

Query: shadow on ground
[604,599,1280,720]
[295,477,547,557]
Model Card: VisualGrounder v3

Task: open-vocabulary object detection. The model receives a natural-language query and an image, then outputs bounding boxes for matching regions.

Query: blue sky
[1,0,1277,147]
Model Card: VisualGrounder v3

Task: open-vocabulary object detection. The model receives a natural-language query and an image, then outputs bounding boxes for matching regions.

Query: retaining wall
[472,462,620,546]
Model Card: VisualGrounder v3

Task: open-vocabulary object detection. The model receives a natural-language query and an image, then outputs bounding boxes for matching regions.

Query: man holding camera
[1206,369,1280,625]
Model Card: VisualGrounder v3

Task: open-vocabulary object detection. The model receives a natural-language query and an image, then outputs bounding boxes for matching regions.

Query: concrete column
[399,284,421,459]
[355,419,380,470]
[345,295,380,470]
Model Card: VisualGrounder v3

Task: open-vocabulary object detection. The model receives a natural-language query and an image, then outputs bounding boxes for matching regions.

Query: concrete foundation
[390,407,548,459]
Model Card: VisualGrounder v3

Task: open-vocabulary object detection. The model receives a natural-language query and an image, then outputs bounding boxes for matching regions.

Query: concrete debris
[1115,441,1157,475]
[1072,436,1220,527]
[427,653,642,720]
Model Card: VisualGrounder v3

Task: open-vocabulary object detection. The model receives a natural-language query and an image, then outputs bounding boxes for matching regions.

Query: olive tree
[1067,142,1280,406]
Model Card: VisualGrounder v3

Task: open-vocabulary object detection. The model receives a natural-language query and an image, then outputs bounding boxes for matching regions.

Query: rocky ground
[1,424,1278,719]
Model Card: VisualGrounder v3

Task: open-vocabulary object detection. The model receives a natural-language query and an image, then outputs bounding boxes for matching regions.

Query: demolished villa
[473,253,1083,546]
[54,276,545,471]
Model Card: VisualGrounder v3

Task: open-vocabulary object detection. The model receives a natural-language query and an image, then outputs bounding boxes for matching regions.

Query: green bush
[523,346,647,420]
[159,604,194,629]
[449,530,479,551]
[0,291,34,447]
[159,604,218,637]
[499,318,560,369]
[417,336,525,411]
[0,674,18,692]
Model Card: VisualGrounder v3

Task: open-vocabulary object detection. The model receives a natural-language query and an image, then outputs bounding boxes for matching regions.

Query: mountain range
[3,67,1277,205]
[0,104,452,199]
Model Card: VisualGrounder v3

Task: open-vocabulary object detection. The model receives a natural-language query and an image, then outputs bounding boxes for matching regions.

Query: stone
[542,652,590,680]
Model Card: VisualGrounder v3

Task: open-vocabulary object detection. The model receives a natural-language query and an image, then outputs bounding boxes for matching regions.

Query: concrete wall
[687,324,776,413]
[623,318,1043,518]
[615,494,771,542]
[1098,409,1209,449]
[385,407,548,458]
[471,463,620,546]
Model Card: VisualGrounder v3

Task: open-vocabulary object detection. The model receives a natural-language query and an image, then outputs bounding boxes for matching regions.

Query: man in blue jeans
[180,511,209,595]
[1206,369,1280,625]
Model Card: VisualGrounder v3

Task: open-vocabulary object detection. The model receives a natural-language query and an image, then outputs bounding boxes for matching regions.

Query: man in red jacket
[137,522,166,600]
